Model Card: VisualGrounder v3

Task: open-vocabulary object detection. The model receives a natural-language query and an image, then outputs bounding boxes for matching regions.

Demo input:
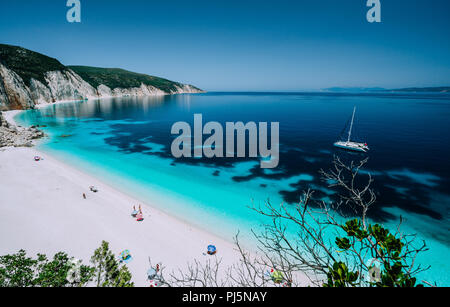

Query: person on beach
[131,206,138,217]
[83,193,86,199]
[136,205,144,222]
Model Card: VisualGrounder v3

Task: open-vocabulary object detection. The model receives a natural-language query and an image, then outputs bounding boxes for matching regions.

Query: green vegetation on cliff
[69,66,200,93]
[0,44,202,94]
[0,44,66,87]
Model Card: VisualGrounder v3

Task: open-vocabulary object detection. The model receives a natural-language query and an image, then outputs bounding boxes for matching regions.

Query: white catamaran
[334,107,369,153]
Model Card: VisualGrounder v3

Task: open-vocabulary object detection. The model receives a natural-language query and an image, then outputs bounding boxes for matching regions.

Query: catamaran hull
[334,142,369,153]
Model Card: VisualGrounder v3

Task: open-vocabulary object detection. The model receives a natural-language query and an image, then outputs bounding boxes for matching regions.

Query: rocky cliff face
[0,64,95,110]
[97,83,167,98]
[0,62,35,110]
[0,45,204,111]
[0,64,204,111]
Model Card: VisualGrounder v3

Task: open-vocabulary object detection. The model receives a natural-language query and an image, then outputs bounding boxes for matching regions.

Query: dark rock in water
[212,170,220,177]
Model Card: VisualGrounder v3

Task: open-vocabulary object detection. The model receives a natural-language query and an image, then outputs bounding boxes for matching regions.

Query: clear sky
[1,0,449,91]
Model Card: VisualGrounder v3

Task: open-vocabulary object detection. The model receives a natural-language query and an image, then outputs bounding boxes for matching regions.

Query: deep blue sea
[16,92,450,285]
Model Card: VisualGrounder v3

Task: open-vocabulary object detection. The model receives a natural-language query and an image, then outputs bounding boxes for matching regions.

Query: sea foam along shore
[0,109,241,287]
[0,109,311,287]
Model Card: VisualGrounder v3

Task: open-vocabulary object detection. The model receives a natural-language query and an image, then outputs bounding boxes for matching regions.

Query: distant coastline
[322,86,450,93]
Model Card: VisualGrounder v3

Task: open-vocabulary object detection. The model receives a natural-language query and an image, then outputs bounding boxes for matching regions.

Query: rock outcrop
[0,112,45,148]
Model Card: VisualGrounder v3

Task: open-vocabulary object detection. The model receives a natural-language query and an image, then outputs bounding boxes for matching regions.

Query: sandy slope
[0,146,244,286]
[0,109,311,287]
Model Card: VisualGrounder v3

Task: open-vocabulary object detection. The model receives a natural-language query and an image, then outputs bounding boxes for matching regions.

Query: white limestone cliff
[0,63,34,110]
[0,65,204,111]
[44,69,99,103]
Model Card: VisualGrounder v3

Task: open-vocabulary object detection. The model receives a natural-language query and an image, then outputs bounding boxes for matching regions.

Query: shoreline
[5,109,247,247]
[1,108,311,287]
[0,109,241,286]
[0,145,246,286]
[3,109,24,126]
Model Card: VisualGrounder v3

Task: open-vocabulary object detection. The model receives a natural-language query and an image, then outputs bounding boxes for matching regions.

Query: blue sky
[1,0,449,91]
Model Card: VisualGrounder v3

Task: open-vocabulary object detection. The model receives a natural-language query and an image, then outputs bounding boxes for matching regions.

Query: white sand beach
[0,146,245,286]
[0,110,311,287]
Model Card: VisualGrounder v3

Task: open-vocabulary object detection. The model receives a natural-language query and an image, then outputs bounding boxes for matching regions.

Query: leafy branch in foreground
[0,250,94,287]
[91,241,134,287]
[0,241,133,287]
[249,156,430,287]
[151,157,432,287]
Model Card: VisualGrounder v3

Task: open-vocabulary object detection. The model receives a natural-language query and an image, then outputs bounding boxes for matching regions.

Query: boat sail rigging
[334,107,369,152]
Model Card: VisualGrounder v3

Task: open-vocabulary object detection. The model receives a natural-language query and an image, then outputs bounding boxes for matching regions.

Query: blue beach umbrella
[207,245,217,255]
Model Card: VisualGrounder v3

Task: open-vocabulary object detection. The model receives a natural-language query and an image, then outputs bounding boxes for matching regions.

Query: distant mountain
[323,87,386,93]
[323,86,450,93]
[388,87,450,93]
[0,44,203,111]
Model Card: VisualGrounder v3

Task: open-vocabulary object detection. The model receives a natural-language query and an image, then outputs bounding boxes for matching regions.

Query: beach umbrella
[136,213,144,221]
[271,270,284,284]
[120,250,130,259]
[131,210,138,217]
[207,245,217,255]
[147,268,157,280]
[120,250,132,263]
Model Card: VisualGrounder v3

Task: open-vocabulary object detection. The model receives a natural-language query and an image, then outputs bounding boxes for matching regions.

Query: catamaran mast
[347,106,356,142]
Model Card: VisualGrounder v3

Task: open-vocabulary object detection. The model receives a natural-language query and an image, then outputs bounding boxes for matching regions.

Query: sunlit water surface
[17,92,450,285]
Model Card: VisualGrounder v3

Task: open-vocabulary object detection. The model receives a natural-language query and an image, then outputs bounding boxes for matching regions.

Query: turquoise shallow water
[16,93,450,285]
